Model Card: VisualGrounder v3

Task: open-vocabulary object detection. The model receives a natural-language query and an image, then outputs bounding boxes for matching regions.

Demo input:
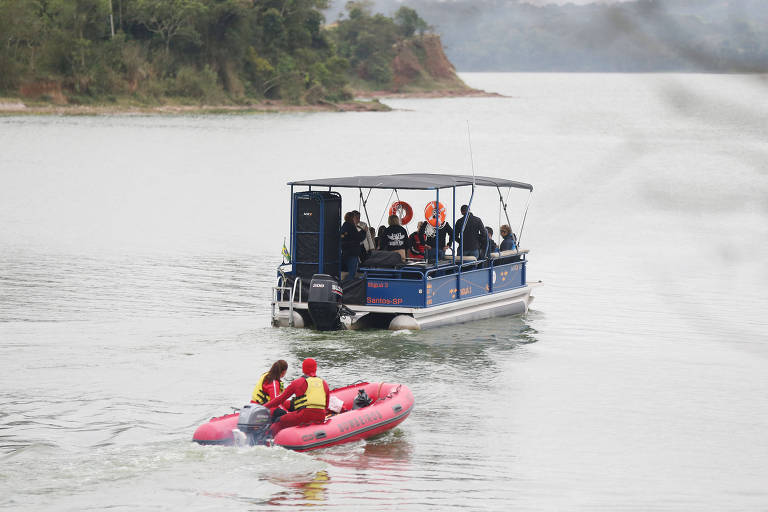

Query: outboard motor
[307,274,344,331]
[353,389,372,409]
[236,403,271,445]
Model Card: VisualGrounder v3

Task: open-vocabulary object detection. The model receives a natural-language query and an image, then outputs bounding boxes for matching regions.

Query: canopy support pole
[377,188,395,230]
[434,188,440,267]
[496,186,513,228]
[460,183,476,262]
[358,187,373,233]
[289,185,294,274]
[452,186,456,266]
[518,191,533,247]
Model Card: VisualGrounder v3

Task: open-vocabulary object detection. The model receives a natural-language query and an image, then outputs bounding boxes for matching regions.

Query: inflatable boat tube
[193,382,414,452]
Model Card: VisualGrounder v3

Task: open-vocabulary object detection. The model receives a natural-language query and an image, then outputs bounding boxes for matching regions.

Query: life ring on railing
[424,201,447,227]
[389,201,413,225]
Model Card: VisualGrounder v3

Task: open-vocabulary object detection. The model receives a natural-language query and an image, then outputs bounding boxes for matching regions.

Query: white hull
[273,284,538,330]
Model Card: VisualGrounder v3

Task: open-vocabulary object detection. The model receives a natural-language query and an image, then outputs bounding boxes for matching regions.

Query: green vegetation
[0,0,445,106]
[331,2,428,89]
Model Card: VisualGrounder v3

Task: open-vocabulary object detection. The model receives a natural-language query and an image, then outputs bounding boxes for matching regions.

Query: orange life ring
[389,201,413,225]
[424,201,447,227]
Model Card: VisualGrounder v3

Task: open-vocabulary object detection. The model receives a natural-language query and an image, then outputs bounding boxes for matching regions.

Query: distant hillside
[390,35,467,92]
[327,0,768,72]
[0,0,468,108]
[329,2,471,93]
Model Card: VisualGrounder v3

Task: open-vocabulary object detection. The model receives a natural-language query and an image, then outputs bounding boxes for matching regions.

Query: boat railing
[360,257,486,278]
[360,266,426,279]
[288,276,301,326]
[423,258,488,278]
[357,249,528,278]
[272,267,303,327]
[272,271,290,322]
[292,275,302,302]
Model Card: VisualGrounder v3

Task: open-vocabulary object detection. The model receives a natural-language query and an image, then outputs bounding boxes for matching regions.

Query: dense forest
[0,0,446,105]
[334,0,768,72]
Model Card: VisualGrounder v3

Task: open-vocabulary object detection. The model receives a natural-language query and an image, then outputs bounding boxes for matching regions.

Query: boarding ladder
[272,269,302,327]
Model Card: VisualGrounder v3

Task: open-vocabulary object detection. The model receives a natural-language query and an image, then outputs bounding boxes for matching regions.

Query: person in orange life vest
[263,358,330,436]
[251,359,290,422]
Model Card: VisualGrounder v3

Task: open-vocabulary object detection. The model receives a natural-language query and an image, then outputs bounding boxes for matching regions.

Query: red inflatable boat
[193,381,414,452]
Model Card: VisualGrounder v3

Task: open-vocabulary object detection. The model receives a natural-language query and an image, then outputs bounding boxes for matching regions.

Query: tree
[132,0,206,54]
[331,2,400,86]
[394,6,428,38]
[47,0,111,71]
[0,0,47,86]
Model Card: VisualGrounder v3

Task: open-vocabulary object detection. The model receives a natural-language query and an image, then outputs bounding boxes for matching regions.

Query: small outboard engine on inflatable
[236,403,271,445]
[307,274,344,331]
[353,389,372,409]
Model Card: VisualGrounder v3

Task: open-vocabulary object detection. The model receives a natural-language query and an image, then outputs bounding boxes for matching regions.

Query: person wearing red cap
[263,358,330,436]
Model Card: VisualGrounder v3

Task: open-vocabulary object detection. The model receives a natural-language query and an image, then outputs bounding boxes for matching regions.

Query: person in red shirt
[263,358,329,436]
[408,221,426,259]
[251,359,290,422]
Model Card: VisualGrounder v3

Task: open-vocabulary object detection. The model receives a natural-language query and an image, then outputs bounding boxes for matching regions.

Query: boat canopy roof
[288,173,533,191]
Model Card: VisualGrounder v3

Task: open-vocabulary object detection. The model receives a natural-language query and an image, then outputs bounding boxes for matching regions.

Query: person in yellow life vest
[251,359,289,422]
[263,358,330,436]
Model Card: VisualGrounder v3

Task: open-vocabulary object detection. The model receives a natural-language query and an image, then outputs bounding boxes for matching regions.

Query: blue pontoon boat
[271,173,539,330]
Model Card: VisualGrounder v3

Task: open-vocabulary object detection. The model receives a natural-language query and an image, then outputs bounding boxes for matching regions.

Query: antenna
[466,121,476,185]
[459,121,478,260]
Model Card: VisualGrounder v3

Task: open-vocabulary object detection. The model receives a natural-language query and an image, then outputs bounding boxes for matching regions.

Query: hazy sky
[520,0,633,4]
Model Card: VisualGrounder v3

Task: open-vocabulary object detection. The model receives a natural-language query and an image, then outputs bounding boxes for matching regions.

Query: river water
[1,73,767,510]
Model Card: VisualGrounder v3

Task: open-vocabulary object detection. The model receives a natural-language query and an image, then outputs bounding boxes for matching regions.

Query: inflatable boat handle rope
[376,382,402,402]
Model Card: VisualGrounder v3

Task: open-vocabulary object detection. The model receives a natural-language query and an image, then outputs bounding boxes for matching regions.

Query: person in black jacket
[454,205,487,259]
[485,226,498,257]
[375,225,386,250]
[340,211,366,282]
[418,218,454,263]
[381,214,410,261]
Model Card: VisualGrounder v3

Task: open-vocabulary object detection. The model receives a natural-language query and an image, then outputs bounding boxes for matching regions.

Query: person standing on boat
[454,205,487,259]
[499,224,518,251]
[352,210,375,258]
[418,217,453,262]
[340,212,366,282]
[251,359,290,422]
[264,358,329,436]
[381,214,410,261]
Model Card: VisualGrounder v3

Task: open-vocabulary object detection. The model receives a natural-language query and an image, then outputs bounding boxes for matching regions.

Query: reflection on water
[284,315,539,386]
[268,470,330,504]
[317,432,413,472]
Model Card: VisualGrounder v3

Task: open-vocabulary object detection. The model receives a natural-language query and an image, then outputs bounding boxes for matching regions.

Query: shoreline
[354,88,502,99]
[0,88,500,116]
[0,99,391,116]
